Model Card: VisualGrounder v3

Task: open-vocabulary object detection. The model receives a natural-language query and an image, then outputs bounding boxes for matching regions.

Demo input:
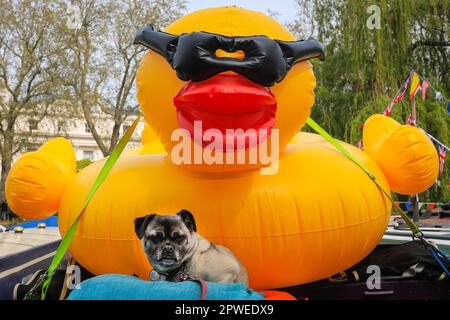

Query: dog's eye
[149,232,163,243]
[172,233,186,243]
[149,236,159,243]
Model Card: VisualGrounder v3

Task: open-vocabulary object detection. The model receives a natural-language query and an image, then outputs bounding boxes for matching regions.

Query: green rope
[23,115,142,300]
[305,117,423,237]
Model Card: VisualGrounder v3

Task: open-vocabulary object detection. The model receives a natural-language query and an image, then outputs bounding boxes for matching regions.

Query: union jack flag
[439,145,447,176]
[407,114,416,126]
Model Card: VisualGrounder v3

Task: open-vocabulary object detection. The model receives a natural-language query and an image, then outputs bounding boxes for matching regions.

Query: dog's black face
[134,209,197,273]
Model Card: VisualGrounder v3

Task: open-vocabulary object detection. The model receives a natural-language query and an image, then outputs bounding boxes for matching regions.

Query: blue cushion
[67,274,264,300]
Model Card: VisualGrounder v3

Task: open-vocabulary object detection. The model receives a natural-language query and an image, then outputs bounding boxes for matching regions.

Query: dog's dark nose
[162,245,174,254]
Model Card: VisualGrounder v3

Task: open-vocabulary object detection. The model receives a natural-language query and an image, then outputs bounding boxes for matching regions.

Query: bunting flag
[407,114,416,126]
[395,201,445,210]
[394,77,410,102]
[382,72,449,161]
[421,80,429,100]
[439,145,446,176]
[420,128,450,154]
[383,101,395,117]
[409,72,421,99]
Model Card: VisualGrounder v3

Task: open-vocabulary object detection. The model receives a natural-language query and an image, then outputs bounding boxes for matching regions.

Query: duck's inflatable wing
[363,114,439,195]
[5,138,77,220]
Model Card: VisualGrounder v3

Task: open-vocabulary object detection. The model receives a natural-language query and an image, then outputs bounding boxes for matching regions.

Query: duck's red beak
[173,74,277,151]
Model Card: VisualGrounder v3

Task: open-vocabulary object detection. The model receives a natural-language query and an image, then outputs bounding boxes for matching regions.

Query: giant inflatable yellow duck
[6,7,438,289]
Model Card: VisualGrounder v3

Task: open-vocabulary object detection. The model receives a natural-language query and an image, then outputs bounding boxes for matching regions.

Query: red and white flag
[407,114,416,126]
[394,77,410,102]
[421,80,429,100]
[383,101,395,117]
[439,145,447,176]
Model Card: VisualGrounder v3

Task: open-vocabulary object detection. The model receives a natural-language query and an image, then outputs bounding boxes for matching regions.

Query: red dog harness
[151,270,208,300]
[178,274,208,300]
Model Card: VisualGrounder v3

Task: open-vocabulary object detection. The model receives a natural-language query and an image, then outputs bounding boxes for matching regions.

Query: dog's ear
[134,214,156,239]
[177,209,197,232]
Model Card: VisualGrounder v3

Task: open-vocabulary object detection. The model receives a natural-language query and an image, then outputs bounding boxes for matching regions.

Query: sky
[186,0,298,24]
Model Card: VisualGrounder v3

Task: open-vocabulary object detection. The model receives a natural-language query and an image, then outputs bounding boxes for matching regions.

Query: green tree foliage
[290,0,449,201]
[0,0,185,203]
[76,158,93,172]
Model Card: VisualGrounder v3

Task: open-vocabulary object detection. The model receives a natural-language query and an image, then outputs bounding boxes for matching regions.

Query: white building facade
[1,87,145,178]
[0,108,145,176]
[44,115,145,162]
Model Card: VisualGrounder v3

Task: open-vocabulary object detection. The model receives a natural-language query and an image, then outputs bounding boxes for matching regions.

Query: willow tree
[289,0,450,201]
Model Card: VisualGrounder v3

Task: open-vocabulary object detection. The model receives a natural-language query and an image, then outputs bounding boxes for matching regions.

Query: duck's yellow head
[136,7,322,173]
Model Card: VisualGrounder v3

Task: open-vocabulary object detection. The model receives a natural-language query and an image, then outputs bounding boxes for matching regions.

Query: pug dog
[134,209,248,285]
